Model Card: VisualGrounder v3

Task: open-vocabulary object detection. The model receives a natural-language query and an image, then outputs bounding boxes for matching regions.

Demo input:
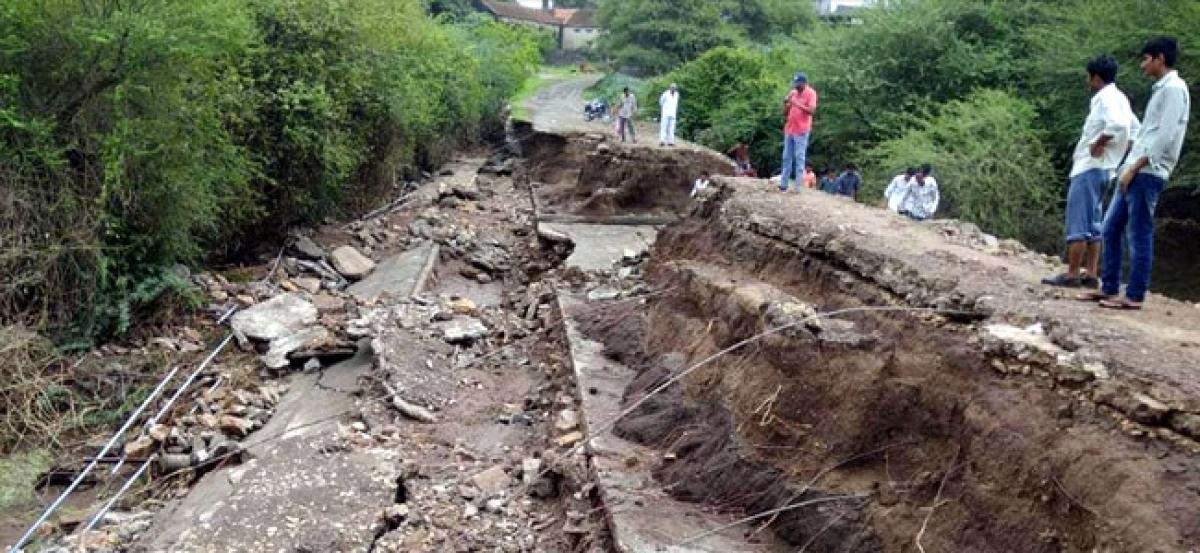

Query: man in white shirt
[884,167,915,213]
[659,83,679,146]
[899,164,939,221]
[1087,37,1190,310]
[690,171,711,198]
[1043,54,1138,289]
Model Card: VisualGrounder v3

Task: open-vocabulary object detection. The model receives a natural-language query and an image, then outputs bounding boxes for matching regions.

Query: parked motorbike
[583,99,608,122]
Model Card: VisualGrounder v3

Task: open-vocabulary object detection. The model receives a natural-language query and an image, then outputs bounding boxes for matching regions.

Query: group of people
[615,83,680,146]
[883,165,940,221]
[1040,36,1190,311]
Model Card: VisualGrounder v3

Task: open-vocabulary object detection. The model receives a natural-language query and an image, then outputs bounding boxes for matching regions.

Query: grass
[510,65,579,120]
[0,449,51,512]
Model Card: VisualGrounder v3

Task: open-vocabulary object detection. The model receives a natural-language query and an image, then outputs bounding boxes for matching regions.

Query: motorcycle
[583,99,608,122]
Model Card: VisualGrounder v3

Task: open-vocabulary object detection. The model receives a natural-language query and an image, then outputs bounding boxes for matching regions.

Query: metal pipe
[82,455,155,532]
[10,364,181,551]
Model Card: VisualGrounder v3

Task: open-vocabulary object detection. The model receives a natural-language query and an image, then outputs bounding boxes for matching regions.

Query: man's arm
[1121,87,1188,187]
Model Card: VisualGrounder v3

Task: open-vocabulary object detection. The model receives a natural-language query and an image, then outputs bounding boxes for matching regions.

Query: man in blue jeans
[779,72,817,191]
[1042,54,1137,288]
[1082,37,1190,310]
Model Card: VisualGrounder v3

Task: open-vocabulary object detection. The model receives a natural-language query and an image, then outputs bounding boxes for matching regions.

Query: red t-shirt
[784,86,818,136]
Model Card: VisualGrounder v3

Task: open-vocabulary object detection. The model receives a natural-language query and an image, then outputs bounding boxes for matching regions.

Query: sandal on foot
[1099,297,1143,310]
[1041,274,1082,287]
[1075,291,1115,302]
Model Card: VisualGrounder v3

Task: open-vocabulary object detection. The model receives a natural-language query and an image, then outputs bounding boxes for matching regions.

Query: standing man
[899,165,940,221]
[1042,54,1138,288]
[780,72,817,192]
[1089,37,1190,310]
[834,163,861,200]
[884,167,916,212]
[619,87,638,143]
[660,83,680,146]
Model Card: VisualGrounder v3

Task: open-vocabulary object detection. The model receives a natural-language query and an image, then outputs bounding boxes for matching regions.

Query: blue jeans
[780,133,809,191]
[1064,169,1109,242]
[1101,173,1164,302]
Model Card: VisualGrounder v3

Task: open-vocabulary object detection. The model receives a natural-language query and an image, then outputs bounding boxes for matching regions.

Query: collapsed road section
[560,164,1200,552]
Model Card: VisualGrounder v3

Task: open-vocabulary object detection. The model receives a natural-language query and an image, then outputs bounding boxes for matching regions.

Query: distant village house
[478,0,599,51]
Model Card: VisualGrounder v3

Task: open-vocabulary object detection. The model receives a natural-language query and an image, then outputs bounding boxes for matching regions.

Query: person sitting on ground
[899,164,940,221]
[691,171,712,198]
[818,166,839,194]
[1041,53,1138,289]
[803,164,817,189]
[834,163,861,200]
[884,167,916,213]
[728,142,756,177]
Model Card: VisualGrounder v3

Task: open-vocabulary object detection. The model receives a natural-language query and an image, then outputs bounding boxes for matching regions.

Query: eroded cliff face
[570,172,1200,552]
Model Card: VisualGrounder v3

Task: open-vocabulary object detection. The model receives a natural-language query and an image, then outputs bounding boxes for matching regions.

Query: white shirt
[660,90,679,118]
[901,176,939,219]
[884,174,912,212]
[691,178,710,198]
[1071,83,1139,178]
[1127,70,1190,180]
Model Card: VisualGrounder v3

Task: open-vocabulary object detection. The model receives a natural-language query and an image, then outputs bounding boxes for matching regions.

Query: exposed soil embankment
[578,180,1200,552]
[517,131,734,218]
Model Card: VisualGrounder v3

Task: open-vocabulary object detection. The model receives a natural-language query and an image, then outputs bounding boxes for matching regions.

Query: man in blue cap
[780,72,818,191]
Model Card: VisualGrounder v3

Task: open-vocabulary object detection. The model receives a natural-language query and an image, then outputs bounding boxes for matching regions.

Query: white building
[815,0,878,16]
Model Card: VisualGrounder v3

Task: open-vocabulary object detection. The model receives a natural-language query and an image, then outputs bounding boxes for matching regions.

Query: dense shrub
[861,90,1060,251]
[0,0,543,342]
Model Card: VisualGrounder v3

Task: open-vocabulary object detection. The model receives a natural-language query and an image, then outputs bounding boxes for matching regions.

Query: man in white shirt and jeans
[1043,54,1138,289]
[1084,37,1190,310]
[659,83,679,146]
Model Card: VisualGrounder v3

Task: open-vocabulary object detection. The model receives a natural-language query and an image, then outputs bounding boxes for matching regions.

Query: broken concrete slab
[329,245,376,279]
[262,326,333,370]
[230,293,318,342]
[441,317,488,345]
[537,223,658,272]
[291,235,327,260]
[556,291,780,552]
[347,242,438,303]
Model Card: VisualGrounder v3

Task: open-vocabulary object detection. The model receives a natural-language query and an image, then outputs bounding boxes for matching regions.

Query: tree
[598,0,741,74]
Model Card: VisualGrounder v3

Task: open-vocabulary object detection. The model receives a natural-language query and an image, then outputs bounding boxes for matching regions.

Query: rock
[1129,393,1172,425]
[262,326,333,370]
[463,503,479,518]
[448,297,477,315]
[312,293,344,312]
[554,432,583,448]
[148,424,171,443]
[382,504,409,525]
[471,465,512,497]
[123,435,155,458]
[586,287,620,302]
[292,235,327,260]
[1169,412,1200,440]
[442,317,489,345]
[330,246,376,279]
[231,294,318,342]
[219,415,253,437]
[235,294,256,306]
[475,272,493,283]
[521,457,542,485]
[158,453,192,473]
[294,277,321,294]
[197,413,219,429]
[554,410,579,432]
[484,498,505,514]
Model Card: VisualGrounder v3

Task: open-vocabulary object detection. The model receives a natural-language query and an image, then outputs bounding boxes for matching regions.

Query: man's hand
[1119,168,1135,192]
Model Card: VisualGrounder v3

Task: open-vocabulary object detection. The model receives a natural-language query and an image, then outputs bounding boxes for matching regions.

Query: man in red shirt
[780,72,817,192]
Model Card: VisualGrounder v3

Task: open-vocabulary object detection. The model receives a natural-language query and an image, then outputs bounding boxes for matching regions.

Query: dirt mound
[517,131,735,218]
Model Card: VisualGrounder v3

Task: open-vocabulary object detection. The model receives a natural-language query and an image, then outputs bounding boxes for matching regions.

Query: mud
[574,191,1200,552]
[517,131,735,218]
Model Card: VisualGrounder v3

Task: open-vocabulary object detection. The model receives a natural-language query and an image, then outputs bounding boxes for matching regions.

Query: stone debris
[230,293,318,342]
[261,326,333,369]
[441,317,489,345]
[330,245,376,279]
[292,234,328,260]
[471,465,512,497]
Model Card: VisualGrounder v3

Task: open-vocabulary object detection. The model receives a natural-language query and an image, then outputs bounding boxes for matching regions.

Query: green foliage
[0,449,51,511]
[585,72,646,103]
[597,0,813,74]
[0,0,543,342]
[861,90,1060,250]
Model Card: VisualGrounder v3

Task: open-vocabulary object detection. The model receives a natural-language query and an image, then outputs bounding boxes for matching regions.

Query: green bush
[0,0,544,342]
[861,90,1060,251]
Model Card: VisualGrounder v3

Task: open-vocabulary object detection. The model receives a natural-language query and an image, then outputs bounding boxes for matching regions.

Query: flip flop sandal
[1075,291,1115,302]
[1099,298,1142,310]
[1041,274,1081,287]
